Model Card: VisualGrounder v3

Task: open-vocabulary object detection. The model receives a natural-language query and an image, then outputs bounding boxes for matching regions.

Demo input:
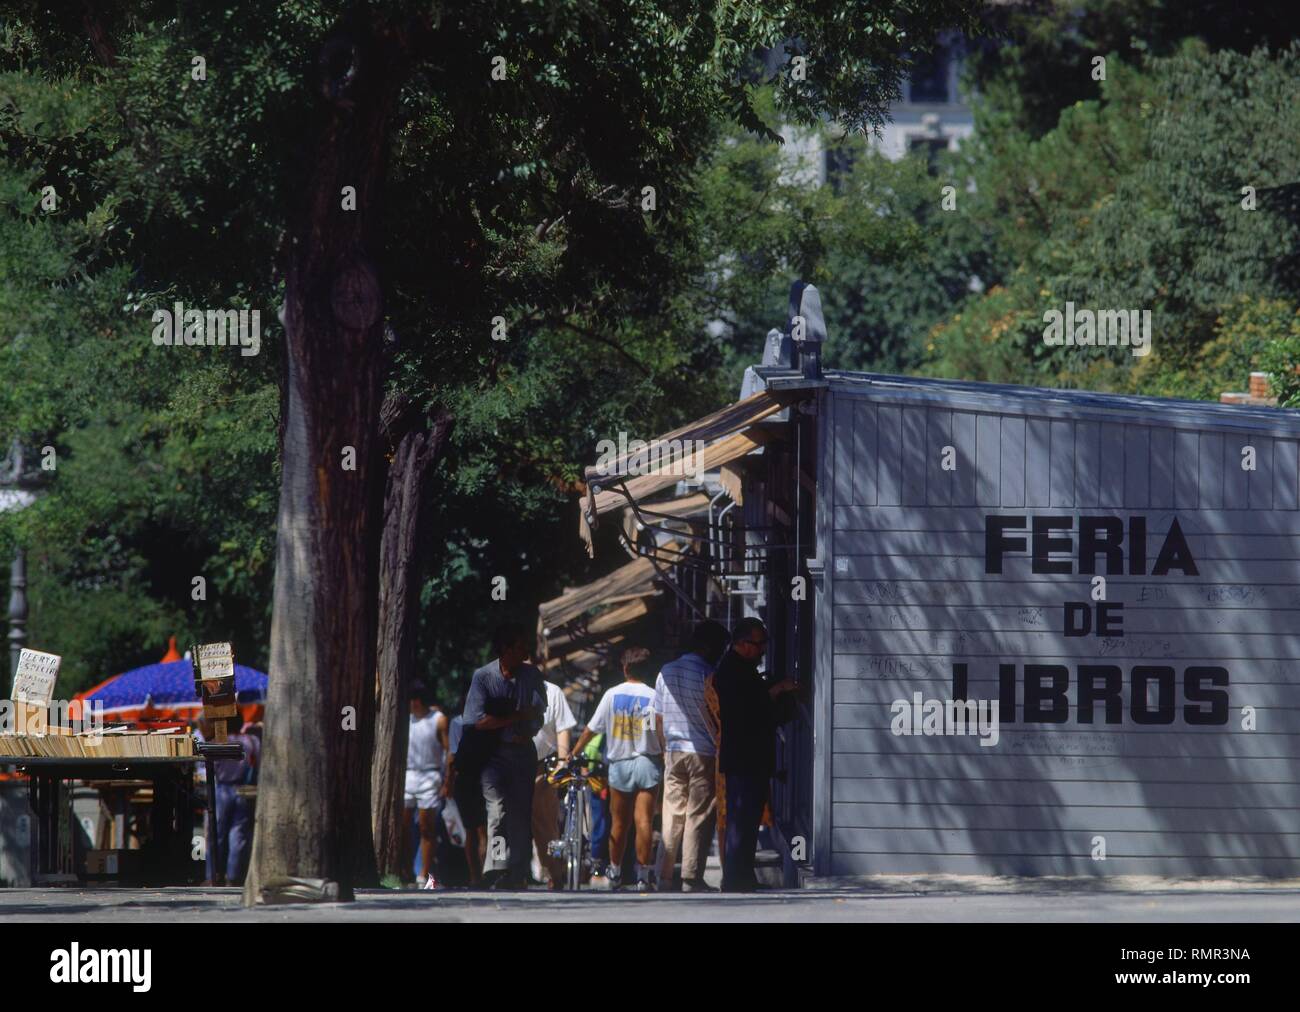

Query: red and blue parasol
[74,657,268,724]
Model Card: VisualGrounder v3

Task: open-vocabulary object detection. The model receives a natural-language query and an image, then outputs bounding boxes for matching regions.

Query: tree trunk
[243,18,405,906]
[371,403,452,879]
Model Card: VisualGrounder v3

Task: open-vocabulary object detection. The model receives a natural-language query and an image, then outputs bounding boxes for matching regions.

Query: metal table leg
[205,757,218,884]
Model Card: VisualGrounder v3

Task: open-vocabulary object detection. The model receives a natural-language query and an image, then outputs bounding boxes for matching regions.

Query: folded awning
[579,390,795,554]
[538,553,658,633]
[541,641,623,675]
[545,597,651,656]
[536,541,682,658]
[620,491,711,543]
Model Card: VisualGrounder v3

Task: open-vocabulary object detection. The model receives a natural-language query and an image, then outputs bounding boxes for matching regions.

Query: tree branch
[538,318,651,375]
[81,1,117,67]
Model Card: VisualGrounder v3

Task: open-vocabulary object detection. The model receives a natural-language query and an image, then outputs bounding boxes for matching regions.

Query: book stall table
[83,778,155,852]
[12,756,201,886]
[3,640,251,886]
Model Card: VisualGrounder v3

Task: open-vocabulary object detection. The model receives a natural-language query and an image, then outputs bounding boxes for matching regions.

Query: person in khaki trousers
[654,620,730,891]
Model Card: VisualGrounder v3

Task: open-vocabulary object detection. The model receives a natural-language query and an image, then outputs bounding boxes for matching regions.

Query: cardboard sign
[11,648,60,706]
[194,641,235,683]
[193,642,238,739]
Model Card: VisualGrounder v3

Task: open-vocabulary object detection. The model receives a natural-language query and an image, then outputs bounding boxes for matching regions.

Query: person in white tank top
[404,681,449,888]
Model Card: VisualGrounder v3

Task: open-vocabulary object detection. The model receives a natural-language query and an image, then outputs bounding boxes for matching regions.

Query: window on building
[908,136,949,173]
[824,144,856,194]
[907,44,950,104]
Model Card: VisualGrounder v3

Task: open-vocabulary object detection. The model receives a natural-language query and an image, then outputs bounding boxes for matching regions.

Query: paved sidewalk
[3,879,1299,922]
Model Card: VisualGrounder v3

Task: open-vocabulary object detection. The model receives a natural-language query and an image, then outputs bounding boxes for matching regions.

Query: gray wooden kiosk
[579,281,1300,881]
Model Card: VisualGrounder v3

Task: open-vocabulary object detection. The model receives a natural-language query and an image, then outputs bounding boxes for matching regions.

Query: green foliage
[924,284,1045,385]
[1121,296,1297,403]
[927,41,1300,402]
[968,0,1300,140]
[4,0,1293,707]
[0,0,986,701]
[685,94,998,380]
[1245,300,1300,408]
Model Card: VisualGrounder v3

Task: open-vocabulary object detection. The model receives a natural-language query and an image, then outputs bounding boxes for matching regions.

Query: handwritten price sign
[11,648,61,706]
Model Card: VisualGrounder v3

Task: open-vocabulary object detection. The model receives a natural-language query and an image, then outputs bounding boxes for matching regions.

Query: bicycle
[543,753,606,890]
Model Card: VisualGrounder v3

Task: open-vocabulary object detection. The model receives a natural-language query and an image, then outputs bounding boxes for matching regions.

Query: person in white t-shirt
[403,681,449,889]
[571,646,662,892]
[531,678,578,888]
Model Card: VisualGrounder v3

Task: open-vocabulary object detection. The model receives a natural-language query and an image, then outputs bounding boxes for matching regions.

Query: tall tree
[273,0,990,902]
[247,15,414,901]
[1,0,988,901]
[371,395,451,880]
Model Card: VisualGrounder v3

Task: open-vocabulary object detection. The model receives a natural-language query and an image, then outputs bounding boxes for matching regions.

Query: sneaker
[681,878,717,893]
[421,875,441,891]
[636,864,656,893]
[605,863,623,891]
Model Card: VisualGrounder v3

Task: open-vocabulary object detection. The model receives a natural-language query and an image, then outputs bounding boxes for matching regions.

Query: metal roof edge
[825,370,1300,435]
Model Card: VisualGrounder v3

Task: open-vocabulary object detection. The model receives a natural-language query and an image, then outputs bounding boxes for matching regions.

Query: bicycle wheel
[566,787,584,891]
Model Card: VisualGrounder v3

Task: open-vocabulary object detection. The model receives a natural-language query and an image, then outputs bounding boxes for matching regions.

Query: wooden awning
[542,640,623,675]
[620,491,711,542]
[581,390,791,485]
[545,597,651,656]
[536,540,681,658]
[538,553,658,632]
[579,390,794,555]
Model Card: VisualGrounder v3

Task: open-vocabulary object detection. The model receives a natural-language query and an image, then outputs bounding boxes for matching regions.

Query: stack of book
[0,726,196,759]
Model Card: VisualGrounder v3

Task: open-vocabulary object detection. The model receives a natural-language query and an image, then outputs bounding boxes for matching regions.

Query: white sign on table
[11,648,60,706]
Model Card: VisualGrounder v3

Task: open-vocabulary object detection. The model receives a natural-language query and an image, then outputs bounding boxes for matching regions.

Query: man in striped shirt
[653,620,730,891]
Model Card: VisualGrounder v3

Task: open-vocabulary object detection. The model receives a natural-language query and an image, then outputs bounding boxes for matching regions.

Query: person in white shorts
[404,681,449,889]
[571,646,662,892]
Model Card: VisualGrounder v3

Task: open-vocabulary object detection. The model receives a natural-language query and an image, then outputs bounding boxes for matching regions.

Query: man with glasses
[712,617,797,892]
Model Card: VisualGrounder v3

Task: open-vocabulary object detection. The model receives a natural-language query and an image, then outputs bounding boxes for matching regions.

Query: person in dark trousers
[712,617,797,892]
[462,624,547,889]
[201,718,260,886]
[574,728,610,883]
[445,703,490,887]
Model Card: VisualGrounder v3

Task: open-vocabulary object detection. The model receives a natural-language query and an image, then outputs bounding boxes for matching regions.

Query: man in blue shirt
[654,620,729,891]
[462,624,547,889]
